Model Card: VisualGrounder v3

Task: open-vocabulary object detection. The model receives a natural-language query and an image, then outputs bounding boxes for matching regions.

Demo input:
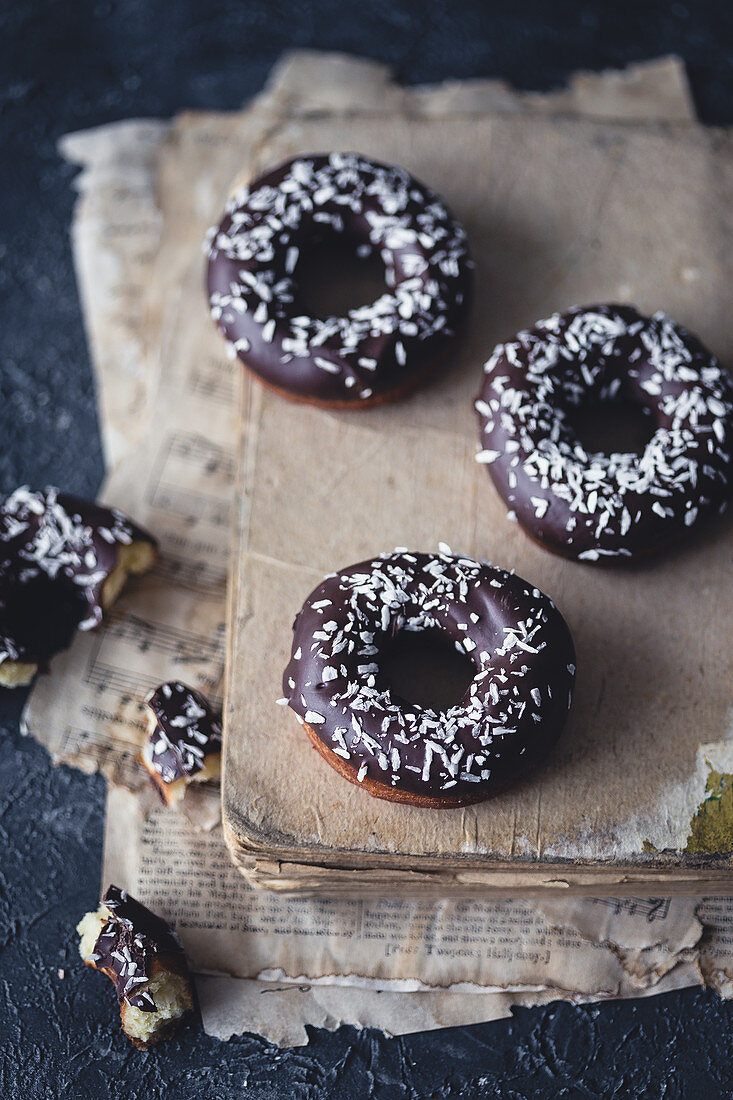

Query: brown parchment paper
[225,110,733,872]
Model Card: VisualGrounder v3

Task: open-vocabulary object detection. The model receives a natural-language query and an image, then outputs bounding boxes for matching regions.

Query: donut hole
[567,393,654,456]
[293,233,388,320]
[376,629,475,713]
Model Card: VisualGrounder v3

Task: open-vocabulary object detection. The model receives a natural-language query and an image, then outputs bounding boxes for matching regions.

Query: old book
[223,110,733,896]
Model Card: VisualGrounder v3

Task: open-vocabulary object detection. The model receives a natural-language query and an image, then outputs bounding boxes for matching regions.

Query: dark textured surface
[2,1,733,1096]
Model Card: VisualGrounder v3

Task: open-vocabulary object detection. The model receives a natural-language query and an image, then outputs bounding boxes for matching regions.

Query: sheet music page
[696,898,733,996]
[105,786,705,1015]
[195,962,702,1045]
[194,976,565,1046]
[22,118,264,801]
[25,53,726,1044]
[22,393,235,803]
[59,120,170,468]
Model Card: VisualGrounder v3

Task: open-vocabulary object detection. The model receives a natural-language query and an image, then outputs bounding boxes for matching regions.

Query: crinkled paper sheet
[24,51,733,1044]
[105,785,707,1045]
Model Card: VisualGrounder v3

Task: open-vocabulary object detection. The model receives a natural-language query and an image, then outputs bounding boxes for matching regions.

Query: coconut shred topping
[475,305,733,561]
[144,681,222,784]
[206,153,473,404]
[0,486,156,667]
[282,550,575,803]
[88,886,187,1012]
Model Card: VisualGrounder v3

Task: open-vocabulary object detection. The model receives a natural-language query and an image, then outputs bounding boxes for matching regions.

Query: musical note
[104,610,224,661]
[151,552,227,596]
[591,897,671,922]
[60,725,142,786]
[188,363,236,406]
[82,610,225,706]
[147,431,235,525]
[84,659,163,696]
[167,432,236,476]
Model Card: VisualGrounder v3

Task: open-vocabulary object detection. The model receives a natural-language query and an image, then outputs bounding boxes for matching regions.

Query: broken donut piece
[140,681,222,806]
[0,486,157,686]
[77,885,194,1048]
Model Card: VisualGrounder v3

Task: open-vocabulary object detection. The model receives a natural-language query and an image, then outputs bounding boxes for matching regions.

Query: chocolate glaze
[475,305,733,562]
[0,486,156,669]
[88,886,187,1011]
[206,153,473,404]
[282,550,575,802]
[144,681,222,784]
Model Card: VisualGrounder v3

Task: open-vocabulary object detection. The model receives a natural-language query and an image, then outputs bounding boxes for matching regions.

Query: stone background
[2,2,733,1095]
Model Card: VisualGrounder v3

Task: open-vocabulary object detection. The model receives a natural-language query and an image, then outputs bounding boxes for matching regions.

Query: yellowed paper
[59,120,169,468]
[196,969,702,1046]
[35,52,725,1043]
[697,897,733,996]
[265,51,694,123]
[103,786,705,1045]
[105,786,700,999]
[194,976,554,1045]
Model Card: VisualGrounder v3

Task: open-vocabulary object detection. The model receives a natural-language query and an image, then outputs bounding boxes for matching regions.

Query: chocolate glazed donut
[206,153,473,407]
[282,550,575,808]
[0,486,157,685]
[475,305,733,562]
